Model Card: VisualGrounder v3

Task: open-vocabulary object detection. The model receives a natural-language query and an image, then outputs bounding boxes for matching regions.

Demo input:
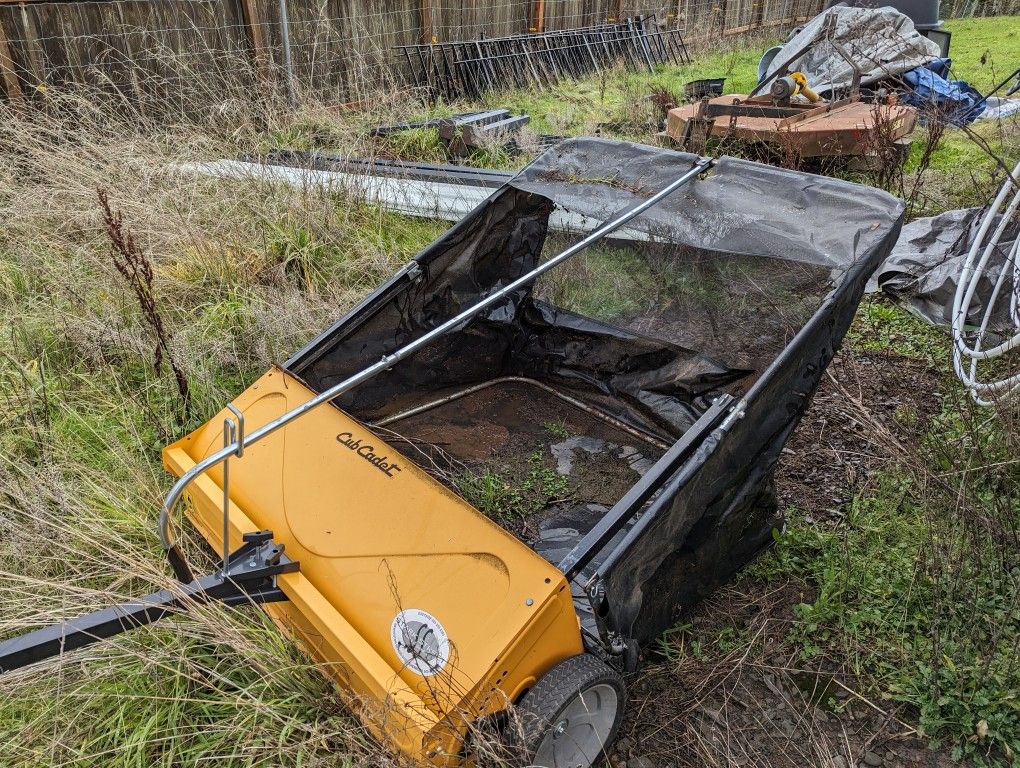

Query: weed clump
[100,188,191,419]
[456,449,572,531]
[755,301,1020,765]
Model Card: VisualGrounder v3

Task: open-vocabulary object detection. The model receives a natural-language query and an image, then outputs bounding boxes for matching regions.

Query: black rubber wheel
[511,653,626,768]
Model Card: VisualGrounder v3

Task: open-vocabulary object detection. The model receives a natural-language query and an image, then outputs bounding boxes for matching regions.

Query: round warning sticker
[390,609,451,677]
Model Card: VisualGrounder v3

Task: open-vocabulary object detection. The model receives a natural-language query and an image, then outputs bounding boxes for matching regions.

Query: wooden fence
[0,0,1014,110]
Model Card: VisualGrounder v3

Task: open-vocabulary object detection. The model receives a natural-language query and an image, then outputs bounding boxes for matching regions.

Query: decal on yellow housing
[391,609,451,677]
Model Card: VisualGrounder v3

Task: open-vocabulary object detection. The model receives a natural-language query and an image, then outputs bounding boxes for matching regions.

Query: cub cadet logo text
[336,432,402,477]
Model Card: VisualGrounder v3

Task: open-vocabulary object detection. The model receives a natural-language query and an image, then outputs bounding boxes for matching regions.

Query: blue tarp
[900,58,987,125]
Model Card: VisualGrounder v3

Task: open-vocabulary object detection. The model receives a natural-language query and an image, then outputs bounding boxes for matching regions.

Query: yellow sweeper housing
[163,366,584,763]
[147,155,719,766]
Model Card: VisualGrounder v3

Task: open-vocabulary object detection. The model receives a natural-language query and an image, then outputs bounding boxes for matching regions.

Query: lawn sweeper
[0,138,903,767]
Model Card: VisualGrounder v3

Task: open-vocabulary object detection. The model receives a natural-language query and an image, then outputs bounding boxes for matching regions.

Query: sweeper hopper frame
[0,140,905,768]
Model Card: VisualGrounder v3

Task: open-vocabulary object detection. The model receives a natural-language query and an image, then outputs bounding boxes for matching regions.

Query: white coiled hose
[951,160,1020,405]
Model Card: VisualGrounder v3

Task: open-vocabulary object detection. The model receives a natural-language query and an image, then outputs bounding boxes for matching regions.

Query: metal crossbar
[158,157,716,583]
[161,157,718,579]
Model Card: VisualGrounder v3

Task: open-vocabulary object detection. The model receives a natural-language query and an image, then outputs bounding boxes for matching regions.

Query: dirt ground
[609,343,951,768]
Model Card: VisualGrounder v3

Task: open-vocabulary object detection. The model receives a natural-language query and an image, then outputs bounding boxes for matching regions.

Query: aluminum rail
[158,157,716,579]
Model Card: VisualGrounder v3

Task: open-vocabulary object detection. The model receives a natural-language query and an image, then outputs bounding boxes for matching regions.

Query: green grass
[657,621,751,665]
[490,40,770,136]
[1,616,371,767]
[0,107,447,765]
[944,16,1020,93]
[377,125,450,163]
[364,38,771,159]
[543,419,571,439]
[851,294,950,361]
[262,204,446,295]
[456,449,572,527]
[758,464,1020,764]
[746,296,1020,766]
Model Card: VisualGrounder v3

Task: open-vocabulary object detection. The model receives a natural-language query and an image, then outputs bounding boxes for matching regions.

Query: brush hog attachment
[0,139,906,768]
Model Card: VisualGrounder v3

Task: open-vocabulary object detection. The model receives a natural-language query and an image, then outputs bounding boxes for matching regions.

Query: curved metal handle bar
[159,157,716,562]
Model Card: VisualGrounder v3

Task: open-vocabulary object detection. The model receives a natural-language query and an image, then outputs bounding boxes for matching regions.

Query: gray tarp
[874,207,1020,329]
[764,6,940,97]
[510,143,871,271]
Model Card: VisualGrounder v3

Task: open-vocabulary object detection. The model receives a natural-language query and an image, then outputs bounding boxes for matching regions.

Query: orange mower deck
[664,95,917,157]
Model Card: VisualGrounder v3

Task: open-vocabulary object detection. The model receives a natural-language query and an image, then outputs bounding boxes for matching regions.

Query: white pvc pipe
[950,160,1020,405]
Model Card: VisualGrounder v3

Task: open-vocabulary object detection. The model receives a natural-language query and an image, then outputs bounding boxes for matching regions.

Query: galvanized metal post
[277,0,296,108]
[222,419,234,575]
[221,403,244,577]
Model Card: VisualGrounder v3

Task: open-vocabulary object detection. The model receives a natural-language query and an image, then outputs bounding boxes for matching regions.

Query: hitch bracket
[0,531,298,673]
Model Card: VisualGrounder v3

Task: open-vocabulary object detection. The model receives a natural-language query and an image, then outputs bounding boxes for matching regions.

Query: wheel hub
[533,683,620,768]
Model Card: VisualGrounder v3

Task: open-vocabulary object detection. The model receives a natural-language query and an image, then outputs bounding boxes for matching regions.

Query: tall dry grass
[0,85,449,766]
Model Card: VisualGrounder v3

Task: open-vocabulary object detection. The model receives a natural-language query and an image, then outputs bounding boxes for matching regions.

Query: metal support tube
[158,158,716,569]
[0,534,297,673]
[278,0,296,108]
[374,375,673,451]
